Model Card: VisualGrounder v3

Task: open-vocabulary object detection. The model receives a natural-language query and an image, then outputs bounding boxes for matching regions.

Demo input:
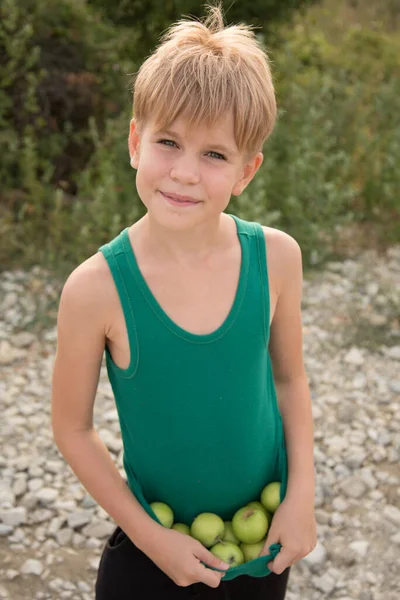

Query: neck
[134,213,231,266]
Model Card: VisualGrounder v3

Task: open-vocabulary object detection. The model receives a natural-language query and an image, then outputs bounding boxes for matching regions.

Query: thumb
[267,546,291,574]
[196,545,230,571]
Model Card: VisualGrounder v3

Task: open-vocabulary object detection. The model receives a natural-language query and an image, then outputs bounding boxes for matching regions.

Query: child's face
[128,111,263,229]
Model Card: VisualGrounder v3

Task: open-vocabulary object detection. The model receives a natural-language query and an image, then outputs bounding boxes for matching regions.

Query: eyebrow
[154,128,238,157]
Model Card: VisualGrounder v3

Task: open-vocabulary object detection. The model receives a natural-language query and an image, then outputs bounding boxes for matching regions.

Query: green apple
[247,501,270,519]
[221,521,240,545]
[172,523,190,535]
[210,541,244,567]
[191,513,225,548]
[260,482,281,513]
[240,538,266,562]
[150,502,174,528]
[231,506,269,544]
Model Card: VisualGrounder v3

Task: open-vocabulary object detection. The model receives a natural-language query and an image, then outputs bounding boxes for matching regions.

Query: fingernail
[222,562,230,569]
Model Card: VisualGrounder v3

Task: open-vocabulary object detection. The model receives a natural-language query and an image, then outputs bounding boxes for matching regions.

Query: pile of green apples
[150,481,281,568]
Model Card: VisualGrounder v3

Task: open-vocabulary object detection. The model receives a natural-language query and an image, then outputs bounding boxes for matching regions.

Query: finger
[267,547,293,575]
[198,564,226,588]
[195,545,230,573]
[259,535,278,557]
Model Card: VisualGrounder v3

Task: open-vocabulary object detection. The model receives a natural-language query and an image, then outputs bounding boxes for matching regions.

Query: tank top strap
[253,221,271,348]
[229,214,271,348]
[98,230,139,378]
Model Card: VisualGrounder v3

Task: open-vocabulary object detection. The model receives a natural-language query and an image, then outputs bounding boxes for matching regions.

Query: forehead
[149,110,236,143]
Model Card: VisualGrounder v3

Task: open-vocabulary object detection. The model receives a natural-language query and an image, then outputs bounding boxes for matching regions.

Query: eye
[158,139,177,148]
[208,151,226,160]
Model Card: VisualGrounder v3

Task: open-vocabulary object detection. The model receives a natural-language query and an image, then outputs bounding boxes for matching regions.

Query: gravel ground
[1,244,399,600]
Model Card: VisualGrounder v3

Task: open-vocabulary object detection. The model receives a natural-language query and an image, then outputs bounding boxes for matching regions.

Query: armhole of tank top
[98,242,139,379]
[253,222,271,348]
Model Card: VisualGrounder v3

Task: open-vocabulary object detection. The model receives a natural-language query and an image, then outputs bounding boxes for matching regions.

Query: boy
[51,3,317,599]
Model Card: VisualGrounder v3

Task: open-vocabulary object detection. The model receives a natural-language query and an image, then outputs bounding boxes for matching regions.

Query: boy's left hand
[259,496,317,574]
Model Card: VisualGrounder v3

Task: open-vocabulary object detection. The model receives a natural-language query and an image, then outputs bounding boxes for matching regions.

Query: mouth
[160,191,201,206]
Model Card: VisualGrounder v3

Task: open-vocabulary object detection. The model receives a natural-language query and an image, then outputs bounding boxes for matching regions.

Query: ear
[231,152,264,196]
[128,118,141,169]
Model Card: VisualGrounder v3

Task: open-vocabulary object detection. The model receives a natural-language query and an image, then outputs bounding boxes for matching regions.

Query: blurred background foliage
[0,0,399,276]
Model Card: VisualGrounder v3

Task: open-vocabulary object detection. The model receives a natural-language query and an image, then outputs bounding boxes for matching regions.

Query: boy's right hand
[141,526,230,588]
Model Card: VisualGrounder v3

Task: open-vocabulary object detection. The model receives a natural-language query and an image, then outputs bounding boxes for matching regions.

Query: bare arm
[51,256,162,553]
[266,230,315,504]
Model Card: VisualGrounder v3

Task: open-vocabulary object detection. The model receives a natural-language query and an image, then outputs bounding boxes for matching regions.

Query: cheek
[136,151,163,192]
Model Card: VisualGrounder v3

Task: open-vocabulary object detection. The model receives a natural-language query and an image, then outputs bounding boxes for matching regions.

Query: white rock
[0,483,15,508]
[313,572,336,594]
[12,478,27,497]
[35,488,59,505]
[82,520,115,539]
[6,569,19,580]
[384,346,400,360]
[88,556,101,571]
[340,477,367,498]
[0,524,13,536]
[344,347,364,365]
[55,528,72,545]
[20,559,43,576]
[0,506,27,527]
[12,332,36,348]
[67,511,92,529]
[349,540,369,557]
[383,505,400,527]
[390,532,400,545]
[301,540,327,571]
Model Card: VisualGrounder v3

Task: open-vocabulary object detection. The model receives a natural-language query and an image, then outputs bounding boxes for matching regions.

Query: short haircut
[130,3,277,158]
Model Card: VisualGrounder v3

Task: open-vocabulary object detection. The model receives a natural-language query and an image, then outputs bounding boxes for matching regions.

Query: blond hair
[130,3,277,158]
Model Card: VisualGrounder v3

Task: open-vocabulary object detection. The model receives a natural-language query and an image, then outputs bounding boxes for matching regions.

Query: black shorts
[95,525,290,600]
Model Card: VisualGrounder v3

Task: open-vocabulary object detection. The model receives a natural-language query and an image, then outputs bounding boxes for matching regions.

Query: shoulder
[59,251,116,325]
[261,225,303,295]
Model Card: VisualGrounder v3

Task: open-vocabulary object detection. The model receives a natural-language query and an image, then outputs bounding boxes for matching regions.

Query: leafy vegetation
[0,0,399,276]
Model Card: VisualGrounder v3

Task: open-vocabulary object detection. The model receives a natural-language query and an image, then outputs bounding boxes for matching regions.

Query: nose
[170,154,200,185]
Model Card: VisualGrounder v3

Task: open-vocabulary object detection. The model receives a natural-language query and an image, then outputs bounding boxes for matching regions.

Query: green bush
[1,4,399,273]
[230,20,400,263]
[86,0,322,60]
[0,0,128,200]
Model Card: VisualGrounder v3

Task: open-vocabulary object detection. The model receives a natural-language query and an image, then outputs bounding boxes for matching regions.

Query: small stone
[28,478,44,492]
[88,556,101,571]
[0,340,27,365]
[349,540,369,557]
[332,497,349,512]
[55,528,73,546]
[0,483,15,508]
[313,572,336,594]
[67,511,92,529]
[301,540,327,571]
[383,505,400,527]
[0,506,27,527]
[389,380,400,394]
[385,346,400,360]
[340,477,367,499]
[315,509,331,524]
[6,569,19,580]
[81,493,97,509]
[82,520,115,539]
[344,347,364,365]
[12,478,27,497]
[12,332,36,348]
[390,531,400,545]
[0,524,13,536]
[35,488,59,505]
[77,581,91,592]
[20,559,43,576]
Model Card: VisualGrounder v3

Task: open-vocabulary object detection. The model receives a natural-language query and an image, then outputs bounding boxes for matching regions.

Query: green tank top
[98,214,288,580]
